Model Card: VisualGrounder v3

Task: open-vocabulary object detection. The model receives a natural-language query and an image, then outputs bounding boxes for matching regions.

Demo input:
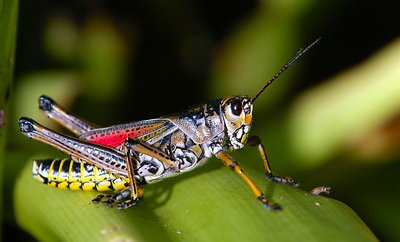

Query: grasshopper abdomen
[33,158,129,192]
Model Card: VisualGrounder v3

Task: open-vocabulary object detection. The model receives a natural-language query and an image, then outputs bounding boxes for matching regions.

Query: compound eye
[230,99,242,116]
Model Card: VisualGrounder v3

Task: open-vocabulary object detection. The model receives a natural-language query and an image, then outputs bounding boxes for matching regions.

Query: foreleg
[246,136,299,187]
[214,150,281,210]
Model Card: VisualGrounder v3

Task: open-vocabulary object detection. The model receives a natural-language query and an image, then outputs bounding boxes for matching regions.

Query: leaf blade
[15,158,378,242]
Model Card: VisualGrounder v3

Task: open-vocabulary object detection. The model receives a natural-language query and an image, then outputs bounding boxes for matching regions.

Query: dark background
[15,0,399,121]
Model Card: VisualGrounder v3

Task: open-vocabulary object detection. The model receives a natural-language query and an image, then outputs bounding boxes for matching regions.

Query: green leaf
[0,0,19,238]
[15,156,377,242]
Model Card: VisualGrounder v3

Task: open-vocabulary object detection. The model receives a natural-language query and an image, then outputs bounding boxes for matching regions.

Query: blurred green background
[2,0,400,241]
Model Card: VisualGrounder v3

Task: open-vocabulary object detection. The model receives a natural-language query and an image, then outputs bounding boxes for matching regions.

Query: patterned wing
[162,101,224,144]
[79,119,177,148]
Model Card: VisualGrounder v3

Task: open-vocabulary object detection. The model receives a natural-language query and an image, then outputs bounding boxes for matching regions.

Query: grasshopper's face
[221,96,253,150]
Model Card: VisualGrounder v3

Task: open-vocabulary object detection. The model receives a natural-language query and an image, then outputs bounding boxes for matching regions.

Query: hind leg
[38,95,97,135]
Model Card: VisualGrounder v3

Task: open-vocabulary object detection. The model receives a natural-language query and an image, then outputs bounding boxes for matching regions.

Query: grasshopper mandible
[18,39,320,210]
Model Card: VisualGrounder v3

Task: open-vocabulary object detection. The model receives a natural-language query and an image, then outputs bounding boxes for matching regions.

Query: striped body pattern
[33,158,129,192]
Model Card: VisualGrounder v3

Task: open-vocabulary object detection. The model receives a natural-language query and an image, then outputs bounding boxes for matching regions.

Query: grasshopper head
[219,39,321,150]
[221,96,253,149]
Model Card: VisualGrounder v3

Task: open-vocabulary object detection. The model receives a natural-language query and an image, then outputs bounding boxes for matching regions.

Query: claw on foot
[258,195,281,211]
[265,173,300,187]
[116,198,139,209]
[92,193,139,209]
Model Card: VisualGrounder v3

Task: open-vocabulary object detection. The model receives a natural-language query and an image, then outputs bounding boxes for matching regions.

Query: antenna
[251,37,321,103]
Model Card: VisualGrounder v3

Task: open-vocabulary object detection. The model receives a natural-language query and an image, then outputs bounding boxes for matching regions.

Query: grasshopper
[18,39,319,210]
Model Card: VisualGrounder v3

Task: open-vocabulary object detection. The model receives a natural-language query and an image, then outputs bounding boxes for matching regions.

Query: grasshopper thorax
[220,96,253,150]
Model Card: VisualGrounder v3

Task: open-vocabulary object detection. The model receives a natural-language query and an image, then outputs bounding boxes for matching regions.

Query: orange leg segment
[215,151,281,210]
[247,136,299,187]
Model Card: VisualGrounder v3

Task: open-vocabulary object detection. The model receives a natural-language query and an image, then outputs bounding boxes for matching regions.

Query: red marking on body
[83,126,153,148]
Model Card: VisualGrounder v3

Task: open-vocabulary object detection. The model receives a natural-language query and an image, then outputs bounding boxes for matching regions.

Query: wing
[79,119,177,148]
